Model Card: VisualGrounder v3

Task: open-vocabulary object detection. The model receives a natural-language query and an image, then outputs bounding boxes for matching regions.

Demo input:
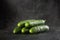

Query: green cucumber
[29,25,49,33]
[13,27,21,34]
[21,27,29,33]
[17,20,36,27]
[25,20,46,27]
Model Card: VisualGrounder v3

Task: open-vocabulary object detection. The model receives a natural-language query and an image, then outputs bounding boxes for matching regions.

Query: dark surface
[0,0,60,40]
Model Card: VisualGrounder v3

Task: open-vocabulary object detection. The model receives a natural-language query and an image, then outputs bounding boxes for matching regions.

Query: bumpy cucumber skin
[25,20,46,27]
[29,25,49,33]
[13,27,21,34]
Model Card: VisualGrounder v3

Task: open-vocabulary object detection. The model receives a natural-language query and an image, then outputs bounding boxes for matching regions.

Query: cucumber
[21,27,29,33]
[13,27,21,34]
[29,25,49,33]
[17,21,26,27]
[25,20,46,27]
[17,20,36,27]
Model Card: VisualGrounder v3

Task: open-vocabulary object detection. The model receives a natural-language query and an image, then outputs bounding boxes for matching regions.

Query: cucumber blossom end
[13,27,21,34]
[21,28,29,33]
[21,28,25,33]
[13,29,16,34]
[29,29,33,33]
[17,23,21,27]
[25,22,29,27]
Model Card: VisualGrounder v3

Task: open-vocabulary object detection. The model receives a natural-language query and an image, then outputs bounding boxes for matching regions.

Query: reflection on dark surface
[0,0,60,40]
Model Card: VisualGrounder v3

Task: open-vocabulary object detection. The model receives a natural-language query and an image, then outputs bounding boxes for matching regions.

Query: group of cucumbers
[13,19,49,34]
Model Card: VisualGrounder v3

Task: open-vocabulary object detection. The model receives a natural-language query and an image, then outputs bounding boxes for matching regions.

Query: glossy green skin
[29,25,49,33]
[13,20,46,34]
[25,20,46,27]
[17,20,36,27]
[13,27,21,34]
[13,20,36,33]
[21,27,29,33]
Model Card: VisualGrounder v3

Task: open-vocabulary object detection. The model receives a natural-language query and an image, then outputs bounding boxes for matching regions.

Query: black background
[0,0,60,40]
